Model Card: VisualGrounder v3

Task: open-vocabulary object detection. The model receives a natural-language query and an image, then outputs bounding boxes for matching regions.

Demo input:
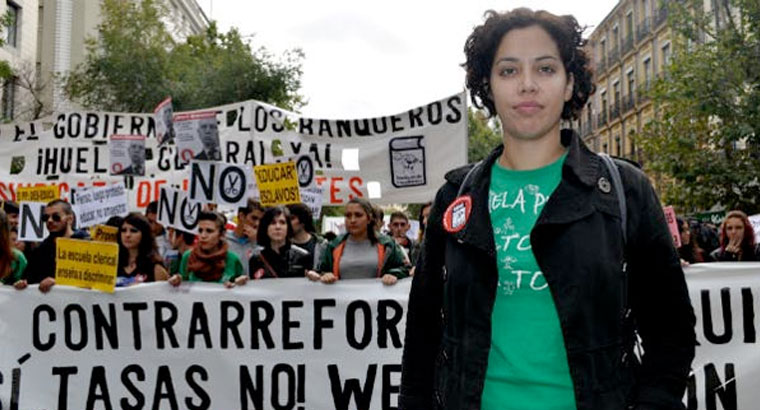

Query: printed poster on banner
[90,224,118,243]
[109,135,146,176]
[663,205,682,248]
[254,161,301,206]
[188,161,256,209]
[154,97,174,146]
[158,186,201,233]
[17,201,48,242]
[16,185,59,202]
[249,92,467,204]
[72,183,129,228]
[174,111,221,163]
[55,238,118,293]
[300,185,324,220]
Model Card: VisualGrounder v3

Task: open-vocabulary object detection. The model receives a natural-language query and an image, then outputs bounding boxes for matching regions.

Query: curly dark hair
[463,8,595,120]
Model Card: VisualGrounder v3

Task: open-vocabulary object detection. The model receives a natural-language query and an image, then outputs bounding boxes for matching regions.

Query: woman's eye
[539,65,556,73]
[500,67,516,76]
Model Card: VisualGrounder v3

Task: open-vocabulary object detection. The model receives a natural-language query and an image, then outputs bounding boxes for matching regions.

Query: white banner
[0,94,467,209]
[0,279,408,410]
[0,264,759,408]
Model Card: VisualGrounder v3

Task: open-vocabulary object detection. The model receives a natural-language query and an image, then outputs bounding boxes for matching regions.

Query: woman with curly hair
[710,210,760,261]
[116,213,168,287]
[168,211,247,288]
[400,8,695,410]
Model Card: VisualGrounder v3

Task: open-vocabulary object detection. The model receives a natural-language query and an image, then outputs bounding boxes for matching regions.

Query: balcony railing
[623,93,635,112]
[655,6,668,27]
[597,110,608,127]
[610,100,621,120]
[637,18,651,41]
[637,83,652,103]
[622,35,634,55]
[609,46,620,63]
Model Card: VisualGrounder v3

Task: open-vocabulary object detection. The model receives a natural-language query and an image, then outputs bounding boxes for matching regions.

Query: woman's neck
[349,231,368,242]
[499,123,564,170]
[127,248,139,263]
[271,240,286,253]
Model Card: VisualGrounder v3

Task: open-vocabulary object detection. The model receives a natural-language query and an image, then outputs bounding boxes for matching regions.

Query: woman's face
[489,25,573,142]
[725,217,745,243]
[267,213,289,244]
[345,204,370,237]
[10,230,24,251]
[680,221,691,245]
[421,205,432,228]
[120,222,142,251]
[197,220,221,252]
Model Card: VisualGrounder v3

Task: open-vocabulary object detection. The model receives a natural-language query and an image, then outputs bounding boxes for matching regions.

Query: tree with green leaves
[64,0,303,113]
[468,108,502,162]
[639,0,760,214]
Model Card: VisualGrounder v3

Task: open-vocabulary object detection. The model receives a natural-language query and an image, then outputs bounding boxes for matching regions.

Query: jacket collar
[444,129,604,257]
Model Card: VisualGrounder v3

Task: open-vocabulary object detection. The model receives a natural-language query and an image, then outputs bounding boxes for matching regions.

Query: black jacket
[400,130,696,410]
[249,243,311,279]
[25,229,90,284]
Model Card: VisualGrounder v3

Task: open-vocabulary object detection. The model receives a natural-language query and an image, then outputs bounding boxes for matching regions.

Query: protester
[225,199,264,276]
[20,199,89,292]
[677,217,705,265]
[323,231,337,242]
[0,209,26,287]
[287,203,326,270]
[307,198,408,284]
[400,9,695,410]
[9,227,23,252]
[165,228,195,275]
[372,204,386,234]
[249,206,311,279]
[3,201,18,228]
[145,201,170,259]
[709,210,760,261]
[410,201,433,275]
[168,211,247,287]
[389,211,416,258]
[116,213,168,287]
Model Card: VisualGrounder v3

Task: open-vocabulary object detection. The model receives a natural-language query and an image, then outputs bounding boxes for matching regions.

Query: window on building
[2,78,16,120]
[601,39,607,61]
[601,91,608,116]
[661,43,671,68]
[587,102,592,126]
[627,71,635,95]
[603,142,609,153]
[613,26,619,49]
[626,12,633,38]
[6,1,19,48]
[615,136,621,156]
[642,0,650,19]
[643,57,652,88]
[613,81,621,106]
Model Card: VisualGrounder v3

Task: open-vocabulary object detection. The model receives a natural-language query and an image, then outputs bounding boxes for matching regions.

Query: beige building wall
[0,0,39,120]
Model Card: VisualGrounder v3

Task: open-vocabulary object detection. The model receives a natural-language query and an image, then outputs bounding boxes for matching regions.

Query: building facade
[574,0,674,163]
[0,0,209,121]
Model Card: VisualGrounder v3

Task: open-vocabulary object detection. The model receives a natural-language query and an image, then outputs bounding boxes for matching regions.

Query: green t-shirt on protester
[179,250,244,283]
[481,151,576,410]
[2,249,27,285]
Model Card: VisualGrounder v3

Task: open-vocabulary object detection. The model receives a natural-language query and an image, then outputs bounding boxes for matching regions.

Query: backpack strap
[598,153,627,244]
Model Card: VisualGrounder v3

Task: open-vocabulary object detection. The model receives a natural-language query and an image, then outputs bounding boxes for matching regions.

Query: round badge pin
[443,195,472,233]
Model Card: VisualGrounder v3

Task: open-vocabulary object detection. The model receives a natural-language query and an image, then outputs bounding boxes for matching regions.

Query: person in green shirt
[168,211,247,288]
[0,209,26,287]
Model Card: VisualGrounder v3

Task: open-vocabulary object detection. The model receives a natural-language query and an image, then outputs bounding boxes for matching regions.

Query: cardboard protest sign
[174,111,221,163]
[90,224,119,243]
[109,135,146,176]
[300,185,324,220]
[154,97,174,146]
[18,201,48,242]
[16,185,59,202]
[254,161,301,206]
[663,205,682,248]
[72,183,129,228]
[188,161,256,209]
[55,238,118,293]
[158,186,201,233]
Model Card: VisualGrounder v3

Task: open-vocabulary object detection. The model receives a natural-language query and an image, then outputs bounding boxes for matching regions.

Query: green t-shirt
[179,250,244,283]
[2,249,26,285]
[481,152,576,409]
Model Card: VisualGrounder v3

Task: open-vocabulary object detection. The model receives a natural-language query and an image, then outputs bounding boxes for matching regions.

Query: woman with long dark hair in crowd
[249,206,311,279]
[168,211,247,287]
[0,209,26,287]
[677,217,705,265]
[306,197,408,284]
[116,213,168,287]
[710,210,760,261]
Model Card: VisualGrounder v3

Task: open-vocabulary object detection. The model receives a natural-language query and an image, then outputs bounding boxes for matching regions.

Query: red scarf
[187,242,228,282]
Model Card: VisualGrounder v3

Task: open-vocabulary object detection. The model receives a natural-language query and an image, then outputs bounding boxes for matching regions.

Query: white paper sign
[18,201,48,242]
[109,134,146,176]
[154,97,174,146]
[158,186,202,233]
[300,185,324,220]
[72,183,129,228]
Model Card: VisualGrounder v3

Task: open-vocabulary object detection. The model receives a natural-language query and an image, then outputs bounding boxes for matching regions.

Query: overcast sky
[199,1,618,118]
